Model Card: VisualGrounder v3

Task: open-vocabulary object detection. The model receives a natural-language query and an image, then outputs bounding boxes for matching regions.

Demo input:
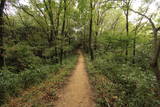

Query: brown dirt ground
[54,51,96,107]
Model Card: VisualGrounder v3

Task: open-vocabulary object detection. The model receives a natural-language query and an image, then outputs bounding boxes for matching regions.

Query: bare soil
[54,51,96,107]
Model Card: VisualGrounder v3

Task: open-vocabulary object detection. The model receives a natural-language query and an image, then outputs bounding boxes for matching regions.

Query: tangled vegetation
[0,0,160,106]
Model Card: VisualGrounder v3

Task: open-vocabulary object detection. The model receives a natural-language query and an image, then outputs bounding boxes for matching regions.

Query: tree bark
[89,0,94,60]
[132,31,136,64]
[55,0,62,63]
[94,10,100,51]
[60,0,67,64]
[124,2,129,61]
[0,0,6,68]
[43,0,56,46]
[150,31,160,87]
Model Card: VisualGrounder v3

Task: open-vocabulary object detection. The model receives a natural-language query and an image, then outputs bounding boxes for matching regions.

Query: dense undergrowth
[86,52,160,107]
[0,42,78,106]
[2,54,77,107]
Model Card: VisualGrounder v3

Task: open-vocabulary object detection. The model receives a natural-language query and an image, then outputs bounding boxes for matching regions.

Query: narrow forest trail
[54,50,96,107]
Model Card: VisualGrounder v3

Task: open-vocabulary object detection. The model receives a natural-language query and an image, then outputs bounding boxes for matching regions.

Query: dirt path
[54,51,96,107]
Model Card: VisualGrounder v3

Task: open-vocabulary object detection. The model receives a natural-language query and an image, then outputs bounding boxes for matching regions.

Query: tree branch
[130,8,156,30]
[157,27,160,31]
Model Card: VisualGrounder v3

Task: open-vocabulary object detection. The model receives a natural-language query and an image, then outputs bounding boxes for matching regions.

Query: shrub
[6,42,42,72]
[0,52,77,106]
[20,69,43,89]
[87,53,160,107]
[0,64,61,105]
[0,70,20,105]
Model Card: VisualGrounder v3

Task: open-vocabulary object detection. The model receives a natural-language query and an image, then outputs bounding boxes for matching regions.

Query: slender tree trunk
[54,46,58,63]
[94,32,98,50]
[60,0,67,64]
[55,0,62,36]
[89,0,94,60]
[43,0,55,46]
[83,26,86,51]
[94,10,100,51]
[60,46,63,64]
[55,0,62,63]
[125,7,129,61]
[0,0,6,68]
[132,31,136,64]
[49,29,54,47]
[123,0,131,61]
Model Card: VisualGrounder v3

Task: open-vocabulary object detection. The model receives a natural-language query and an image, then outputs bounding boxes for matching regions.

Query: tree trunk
[89,0,94,60]
[43,0,55,46]
[83,26,87,51]
[125,7,129,61]
[48,29,54,47]
[94,32,98,50]
[151,31,160,89]
[60,47,63,65]
[132,31,136,64]
[60,0,67,64]
[0,0,6,68]
[54,46,58,63]
[94,10,100,51]
[54,0,62,63]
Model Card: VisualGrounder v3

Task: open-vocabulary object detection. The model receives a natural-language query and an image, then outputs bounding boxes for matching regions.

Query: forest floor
[3,50,96,107]
[54,50,96,107]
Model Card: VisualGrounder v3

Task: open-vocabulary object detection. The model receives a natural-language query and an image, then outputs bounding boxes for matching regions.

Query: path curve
[54,50,95,107]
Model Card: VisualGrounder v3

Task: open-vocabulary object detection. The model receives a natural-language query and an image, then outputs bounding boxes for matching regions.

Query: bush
[19,64,61,89]
[0,51,77,106]
[0,64,60,105]
[0,71,20,104]
[6,42,42,72]
[20,69,44,89]
[87,53,160,107]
